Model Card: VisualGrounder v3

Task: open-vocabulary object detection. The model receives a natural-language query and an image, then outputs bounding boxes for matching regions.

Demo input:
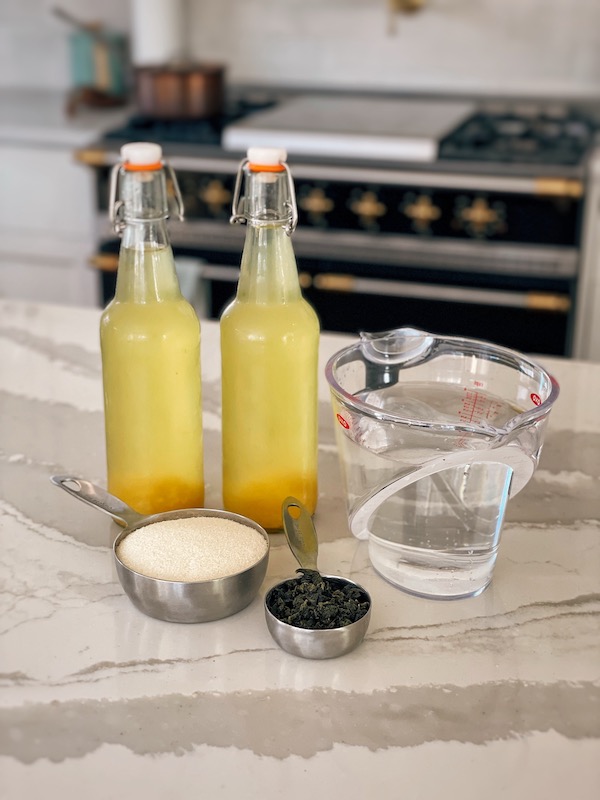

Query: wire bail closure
[108,160,185,236]
[230,158,298,235]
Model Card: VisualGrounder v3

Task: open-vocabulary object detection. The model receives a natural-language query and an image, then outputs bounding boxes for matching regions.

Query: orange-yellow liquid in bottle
[100,245,204,514]
[221,222,319,531]
[221,300,318,529]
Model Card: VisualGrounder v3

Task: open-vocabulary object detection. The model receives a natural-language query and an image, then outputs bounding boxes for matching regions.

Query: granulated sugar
[116,516,268,582]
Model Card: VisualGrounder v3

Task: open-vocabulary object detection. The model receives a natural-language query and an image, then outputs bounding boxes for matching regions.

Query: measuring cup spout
[50,476,146,527]
[360,327,435,366]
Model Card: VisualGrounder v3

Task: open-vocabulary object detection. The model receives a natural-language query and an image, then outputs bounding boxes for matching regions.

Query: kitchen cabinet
[0,88,130,307]
[0,143,98,305]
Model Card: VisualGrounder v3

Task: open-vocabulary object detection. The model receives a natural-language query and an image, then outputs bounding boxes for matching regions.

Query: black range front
[84,99,593,358]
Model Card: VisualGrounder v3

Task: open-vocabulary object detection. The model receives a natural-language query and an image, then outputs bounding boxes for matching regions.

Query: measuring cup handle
[282,496,320,572]
[349,446,536,540]
[50,476,144,527]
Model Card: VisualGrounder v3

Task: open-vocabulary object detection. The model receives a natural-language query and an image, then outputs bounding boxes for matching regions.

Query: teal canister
[69,30,128,98]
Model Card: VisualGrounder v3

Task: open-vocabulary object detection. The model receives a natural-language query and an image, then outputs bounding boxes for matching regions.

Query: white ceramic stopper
[247,147,287,166]
[120,142,163,166]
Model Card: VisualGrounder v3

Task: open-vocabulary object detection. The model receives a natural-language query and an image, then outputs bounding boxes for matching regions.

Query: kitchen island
[1,299,599,799]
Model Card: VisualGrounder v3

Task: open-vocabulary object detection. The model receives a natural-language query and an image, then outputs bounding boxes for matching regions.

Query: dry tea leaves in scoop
[268,568,370,629]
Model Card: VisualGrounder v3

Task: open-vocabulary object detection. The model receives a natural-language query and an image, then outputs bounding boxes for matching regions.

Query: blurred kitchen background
[2,0,600,359]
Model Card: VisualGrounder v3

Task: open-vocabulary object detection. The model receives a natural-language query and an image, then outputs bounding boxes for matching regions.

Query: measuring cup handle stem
[282,497,320,572]
[50,476,144,527]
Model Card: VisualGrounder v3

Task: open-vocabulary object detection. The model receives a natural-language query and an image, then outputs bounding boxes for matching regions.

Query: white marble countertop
[1,299,599,799]
[0,88,132,148]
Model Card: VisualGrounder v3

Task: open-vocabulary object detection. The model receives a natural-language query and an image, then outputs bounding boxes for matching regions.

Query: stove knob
[454,196,506,238]
[401,193,441,232]
[348,190,387,229]
[198,179,233,217]
[298,187,335,223]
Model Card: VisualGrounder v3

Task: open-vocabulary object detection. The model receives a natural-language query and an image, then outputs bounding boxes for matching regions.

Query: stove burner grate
[439,109,596,165]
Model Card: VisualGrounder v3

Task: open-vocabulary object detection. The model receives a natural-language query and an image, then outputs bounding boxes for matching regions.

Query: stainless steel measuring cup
[325,328,559,599]
[264,497,371,659]
[51,476,269,622]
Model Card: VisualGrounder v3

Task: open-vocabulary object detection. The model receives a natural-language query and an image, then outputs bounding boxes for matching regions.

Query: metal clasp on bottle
[108,160,186,236]
[230,158,298,235]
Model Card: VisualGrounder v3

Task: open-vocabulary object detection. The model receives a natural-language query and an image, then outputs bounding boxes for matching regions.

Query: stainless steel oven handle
[198,264,241,282]
[89,256,308,291]
[312,273,571,312]
[88,255,569,313]
[200,264,570,311]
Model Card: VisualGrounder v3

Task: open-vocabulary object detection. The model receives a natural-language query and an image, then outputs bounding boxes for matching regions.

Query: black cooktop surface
[103,97,597,168]
[103,97,276,147]
[439,107,596,165]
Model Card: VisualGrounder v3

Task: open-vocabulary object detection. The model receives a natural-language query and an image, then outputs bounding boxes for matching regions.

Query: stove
[439,106,596,165]
[78,93,600,357]
[103,97,276,146]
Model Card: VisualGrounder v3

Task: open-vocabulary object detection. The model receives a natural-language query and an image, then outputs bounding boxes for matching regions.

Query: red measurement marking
[530,393,542,406]
[459,388,485,423]
[459,387,501,423]
[336,413,350,429]
[473,380,484,387]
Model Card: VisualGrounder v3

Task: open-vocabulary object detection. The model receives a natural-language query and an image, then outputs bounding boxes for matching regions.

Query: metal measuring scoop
[50,475,269,623]
[263,497,372,659]
[281,496,321,573]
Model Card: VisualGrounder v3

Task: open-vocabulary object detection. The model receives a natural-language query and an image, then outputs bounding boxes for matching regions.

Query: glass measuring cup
[325,328,559,599]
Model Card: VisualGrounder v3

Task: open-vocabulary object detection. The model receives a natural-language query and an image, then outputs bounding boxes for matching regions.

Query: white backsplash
[1,0,599,97]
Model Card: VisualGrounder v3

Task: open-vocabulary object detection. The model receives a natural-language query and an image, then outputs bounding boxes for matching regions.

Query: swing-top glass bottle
[220,147,320,530]
[100,142,204,515]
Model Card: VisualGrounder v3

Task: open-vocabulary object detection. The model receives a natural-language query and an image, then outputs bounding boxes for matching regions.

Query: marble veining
[1,300,599,799]
[2,681,599,765]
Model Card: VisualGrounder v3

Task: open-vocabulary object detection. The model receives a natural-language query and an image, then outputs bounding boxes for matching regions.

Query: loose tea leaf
[268,569,370,629]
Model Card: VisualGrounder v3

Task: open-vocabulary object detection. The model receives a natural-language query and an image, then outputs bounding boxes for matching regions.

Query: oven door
[92,242,574,357]
[302,264,573,356]
[288,231,576,356]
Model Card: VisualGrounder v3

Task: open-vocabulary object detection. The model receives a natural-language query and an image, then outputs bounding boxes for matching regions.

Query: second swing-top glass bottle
[220,147,320,530]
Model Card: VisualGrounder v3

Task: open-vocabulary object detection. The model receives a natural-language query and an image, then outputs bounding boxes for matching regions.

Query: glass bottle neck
[114,168,181,303]
[243,166,290,227]
[120,167,169,223]
[236,224,301,303]
[235,166,301,304]
[121,218,170,249]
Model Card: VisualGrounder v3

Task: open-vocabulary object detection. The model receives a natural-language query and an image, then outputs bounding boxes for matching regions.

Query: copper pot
[134,62,225,119]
